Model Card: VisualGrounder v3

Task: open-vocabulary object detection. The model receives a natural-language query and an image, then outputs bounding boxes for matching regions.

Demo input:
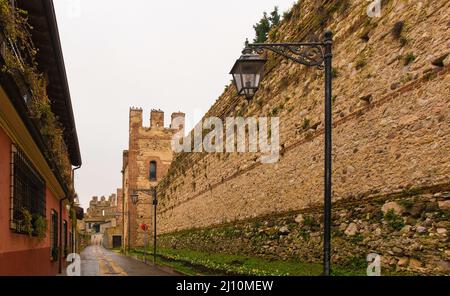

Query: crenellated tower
[123,106,184,248]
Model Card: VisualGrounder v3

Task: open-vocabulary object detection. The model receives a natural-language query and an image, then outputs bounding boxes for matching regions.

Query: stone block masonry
[158,186,450,275]
[155,0,450,274]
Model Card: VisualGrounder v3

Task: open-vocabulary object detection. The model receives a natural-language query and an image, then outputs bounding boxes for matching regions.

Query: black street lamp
[230,30,333,276]
[230,52,267,100]
[129,192,140,258]
[131,187,158,264]
[131,192,139,206]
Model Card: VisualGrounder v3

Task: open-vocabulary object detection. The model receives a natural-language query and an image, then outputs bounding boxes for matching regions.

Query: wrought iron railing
[9,144,46,233]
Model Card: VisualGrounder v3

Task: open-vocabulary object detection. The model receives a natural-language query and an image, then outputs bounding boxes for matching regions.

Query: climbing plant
[0,0,73,194]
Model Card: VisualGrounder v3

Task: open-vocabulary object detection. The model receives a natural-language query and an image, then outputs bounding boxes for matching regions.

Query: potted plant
[33,215,47,241]
[21,208,34,237]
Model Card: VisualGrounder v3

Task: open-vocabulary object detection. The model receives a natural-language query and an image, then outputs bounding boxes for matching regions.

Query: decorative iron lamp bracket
[243,32,332,68]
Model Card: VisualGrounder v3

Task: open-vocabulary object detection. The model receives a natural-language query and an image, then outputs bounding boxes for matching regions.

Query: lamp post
[131,187,158,264]
[129,193,139,254]
[151,188,158,264]
[230,30,333,276]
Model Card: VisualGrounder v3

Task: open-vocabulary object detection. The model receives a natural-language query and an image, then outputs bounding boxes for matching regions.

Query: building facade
[122,108,184,250]
[83,192,123,249]
[0,0,82,275]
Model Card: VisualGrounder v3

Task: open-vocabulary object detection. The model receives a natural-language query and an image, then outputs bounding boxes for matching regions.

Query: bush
[356,58,367,70]
[399,199,414,210]
[403,53,416,65]
[342,255,367,270]
[303,215,315,227]
[302,118,311,131]
[384,209,405,231]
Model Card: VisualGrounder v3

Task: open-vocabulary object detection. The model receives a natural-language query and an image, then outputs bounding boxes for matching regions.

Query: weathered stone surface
[442,54,450,67]
[400,225,412,233]
[158,192,449,275]
[295,214,304,224]
[416,226,428,234]
[436,221,450,229]
[397,257,409,267]
[392,247,403,255]
[409,258,423,269]
[431,53,449,67]
[408,202,425,217]
[345,223,358,237]
[373,228,382,237]
[279,226,290,235]
[438,200,450,210]
[436,228,447,235]
[382,202,405,215]
[339,223,348,232]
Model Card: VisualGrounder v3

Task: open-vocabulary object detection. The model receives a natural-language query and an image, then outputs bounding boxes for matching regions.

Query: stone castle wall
[155,0,450,274]
[159,187,449,275]
[85,194,118,221]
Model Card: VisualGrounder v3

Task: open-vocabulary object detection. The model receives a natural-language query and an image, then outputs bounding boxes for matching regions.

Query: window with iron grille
[10,144,46,233]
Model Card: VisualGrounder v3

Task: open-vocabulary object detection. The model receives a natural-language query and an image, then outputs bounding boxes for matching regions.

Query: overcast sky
[53,0,295,209]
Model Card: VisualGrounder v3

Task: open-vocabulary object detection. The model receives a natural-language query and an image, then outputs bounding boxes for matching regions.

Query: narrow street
[80,245,180,276]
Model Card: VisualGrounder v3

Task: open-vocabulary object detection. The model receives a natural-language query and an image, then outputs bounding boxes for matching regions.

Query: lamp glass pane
[243,74,256,88]
[233,73,243,93]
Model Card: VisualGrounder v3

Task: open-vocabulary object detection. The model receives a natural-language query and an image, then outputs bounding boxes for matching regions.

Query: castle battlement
[129,107,185,131]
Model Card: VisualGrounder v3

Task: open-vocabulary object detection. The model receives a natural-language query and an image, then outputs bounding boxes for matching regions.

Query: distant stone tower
[123,107,185,248]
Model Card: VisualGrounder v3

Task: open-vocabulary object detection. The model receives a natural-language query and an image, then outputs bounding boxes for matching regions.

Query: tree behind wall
[253,7,281,43]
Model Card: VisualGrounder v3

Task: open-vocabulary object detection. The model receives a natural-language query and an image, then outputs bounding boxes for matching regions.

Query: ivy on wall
[0,0,73,194]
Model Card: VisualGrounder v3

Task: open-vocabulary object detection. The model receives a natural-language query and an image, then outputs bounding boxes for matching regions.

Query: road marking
[98,259,110,275]
[108,258,128,276]
[94,246,127,276]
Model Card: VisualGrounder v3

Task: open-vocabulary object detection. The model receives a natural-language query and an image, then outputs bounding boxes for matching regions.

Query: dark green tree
[269,6,281,27]
[253,12,271,43]
[253,7,281,43]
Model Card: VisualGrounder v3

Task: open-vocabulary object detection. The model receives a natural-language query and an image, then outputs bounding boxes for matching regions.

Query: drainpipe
[59,165,81,274]
[71,165,81,253]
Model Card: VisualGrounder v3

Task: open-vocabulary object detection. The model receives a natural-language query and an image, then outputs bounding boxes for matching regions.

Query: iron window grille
[10,144,46,234]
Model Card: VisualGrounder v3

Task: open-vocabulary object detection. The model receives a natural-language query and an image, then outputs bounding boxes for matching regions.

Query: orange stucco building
[0,0,82,275]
